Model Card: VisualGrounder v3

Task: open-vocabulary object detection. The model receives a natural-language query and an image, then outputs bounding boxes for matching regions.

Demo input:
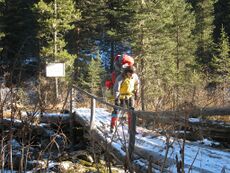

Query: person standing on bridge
[110,66,140,133]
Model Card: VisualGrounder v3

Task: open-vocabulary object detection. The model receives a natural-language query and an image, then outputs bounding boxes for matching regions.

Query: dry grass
[207,115,230,122]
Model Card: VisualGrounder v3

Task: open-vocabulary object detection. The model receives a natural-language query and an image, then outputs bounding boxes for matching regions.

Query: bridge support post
[69,86,75,150]
[128,110,136,172]
[90,98,96,130]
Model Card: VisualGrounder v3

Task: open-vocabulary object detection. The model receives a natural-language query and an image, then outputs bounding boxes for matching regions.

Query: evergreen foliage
[74,50,105,95]
[1,0,38,62]
[73,0,134,71]
[86,52,105,95]
[214,0,230,41]
[190,0,216,71]
[211,26,230,83]
[130,0,198,109]
[0,0,39,83]
[0,0,230,109]
[72,0,107,55]
[102,0,134,70]
[69,0,108,83]
[34,0,81,77]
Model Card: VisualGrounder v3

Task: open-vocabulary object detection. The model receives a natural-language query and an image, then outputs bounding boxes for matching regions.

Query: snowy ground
[73,107,230,173]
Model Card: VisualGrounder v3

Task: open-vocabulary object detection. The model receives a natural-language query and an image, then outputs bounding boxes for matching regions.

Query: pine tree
[0,0,39,83]
[85,52,105,95]
[130,0,197,110]
[34,0,81,75]
[168,0,198,103]
[1,0,38,62]
[210,26,230,104]
[103,0,134,70]
[73,0,135,84]
[214,0,230,42]
[71,0,107,56]
[190,0,216,71]
[69,0,108,82]
[211,26,230,82]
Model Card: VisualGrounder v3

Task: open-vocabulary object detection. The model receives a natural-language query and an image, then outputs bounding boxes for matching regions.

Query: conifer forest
[0,0,230,173]
[0,0,230,109]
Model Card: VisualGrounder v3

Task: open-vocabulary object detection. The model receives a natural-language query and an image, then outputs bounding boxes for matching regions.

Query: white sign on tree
[46,63,65,77]
[46,63,65,99]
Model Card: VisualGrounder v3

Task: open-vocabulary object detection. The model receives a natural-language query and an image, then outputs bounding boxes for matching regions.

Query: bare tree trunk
[9,87,14,172]
[160,136,170,173]
[19,143,24,173]
[8,130,13,172]
[140,57,145,111]
[38,73,43,116]
[54,0,58,101]
[139,24,145,111]
[24,130,32,173]
[110,41,115,72]
[0,83,3,119]
[181,110,190,173]
[1,136,6,172]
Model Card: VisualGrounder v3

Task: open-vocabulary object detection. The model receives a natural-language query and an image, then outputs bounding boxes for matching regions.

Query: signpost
[46,63,65,99]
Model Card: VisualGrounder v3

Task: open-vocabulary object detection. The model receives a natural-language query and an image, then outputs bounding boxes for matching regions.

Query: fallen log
[0,118,56,138]
[189,119,230,143]
[136,110,230,144]
[39,113,70,124]
[136,107,230,121]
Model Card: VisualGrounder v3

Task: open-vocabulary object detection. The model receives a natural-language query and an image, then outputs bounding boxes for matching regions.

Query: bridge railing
[71,85,230,162]
[72,85,137,161]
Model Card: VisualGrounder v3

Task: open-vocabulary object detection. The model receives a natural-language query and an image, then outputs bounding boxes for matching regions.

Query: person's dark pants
[111,96,134,129]
[120,96,134,107]
[120,97,134,128]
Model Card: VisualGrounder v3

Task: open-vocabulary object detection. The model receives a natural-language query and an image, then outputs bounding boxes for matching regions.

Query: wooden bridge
[43,85,230,173]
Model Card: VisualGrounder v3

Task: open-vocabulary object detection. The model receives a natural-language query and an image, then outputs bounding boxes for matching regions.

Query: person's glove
[114,91,120,105]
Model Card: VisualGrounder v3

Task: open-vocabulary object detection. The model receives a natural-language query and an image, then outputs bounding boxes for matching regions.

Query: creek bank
[0,117,123,172]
